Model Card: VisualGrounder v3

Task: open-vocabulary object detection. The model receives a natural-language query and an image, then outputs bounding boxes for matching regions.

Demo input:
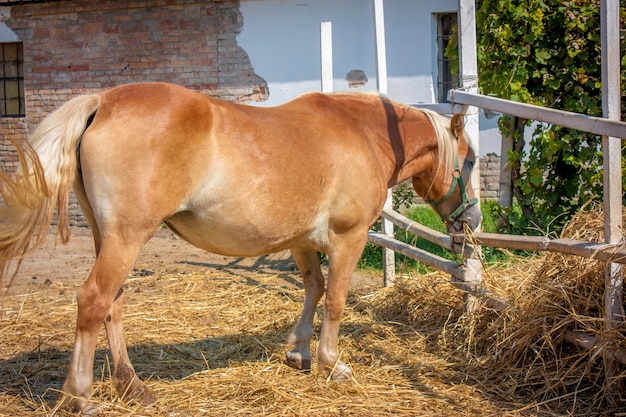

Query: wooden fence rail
[367,231,458,276]
[367,231,504,306]
[451,233,626,264]
[449,90,626,140]
[379,208,626,265]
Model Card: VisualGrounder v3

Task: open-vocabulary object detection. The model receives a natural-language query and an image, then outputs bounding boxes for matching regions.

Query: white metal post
[373,0,388,95]
[456,0,480,180]
[320,22,333,93]
[373,0,394,286]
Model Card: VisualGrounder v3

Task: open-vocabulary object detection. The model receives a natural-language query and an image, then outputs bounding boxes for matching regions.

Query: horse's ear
[450,114,464,141]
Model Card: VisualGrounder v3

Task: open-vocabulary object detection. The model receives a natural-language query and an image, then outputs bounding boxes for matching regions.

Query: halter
[425,153,478,225]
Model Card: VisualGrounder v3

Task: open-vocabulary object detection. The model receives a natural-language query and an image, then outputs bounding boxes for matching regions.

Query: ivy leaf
[529,168,544,186]
[535,49,551,64]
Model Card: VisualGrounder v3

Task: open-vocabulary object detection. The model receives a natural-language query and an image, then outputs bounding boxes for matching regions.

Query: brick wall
[0,0,269,227]
[0,0,267,169]
[0,118,28,171]
[479,153,501,200]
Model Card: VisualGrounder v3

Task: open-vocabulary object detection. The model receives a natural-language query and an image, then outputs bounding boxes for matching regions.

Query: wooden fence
[368,82,626,379]
[370,89,626,286]
[366,88,626,381]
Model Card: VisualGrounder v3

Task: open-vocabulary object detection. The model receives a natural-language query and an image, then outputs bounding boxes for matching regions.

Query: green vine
[449,0,626,234]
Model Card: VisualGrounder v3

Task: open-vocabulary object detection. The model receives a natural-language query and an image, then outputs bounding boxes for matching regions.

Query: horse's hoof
[118,379,156,405]
[114,363,155,405]
[82,404,99,416]
[328,363,353,381]
[285,350,311,372]
[56,394,98,416]
[127,385,155,405]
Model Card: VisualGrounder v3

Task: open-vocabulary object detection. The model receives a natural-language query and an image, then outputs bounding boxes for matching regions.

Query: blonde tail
[0,94,101,288]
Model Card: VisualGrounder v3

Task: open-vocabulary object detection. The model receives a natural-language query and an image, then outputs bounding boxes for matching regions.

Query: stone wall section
[479,153,501,201]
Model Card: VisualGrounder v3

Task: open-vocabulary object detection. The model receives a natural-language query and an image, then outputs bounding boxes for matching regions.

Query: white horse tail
[0,94,101,285]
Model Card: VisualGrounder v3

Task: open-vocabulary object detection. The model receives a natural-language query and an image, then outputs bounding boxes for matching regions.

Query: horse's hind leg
[59,231,153,414]
[105,287,155,404]
[286,248,325,372]
[72,174,151,401]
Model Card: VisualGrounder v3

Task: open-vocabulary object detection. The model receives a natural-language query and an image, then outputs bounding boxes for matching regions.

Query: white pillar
[373,0,388,95]
[457,0,480,189]
[373,0,394,286]
[320,22,333,93]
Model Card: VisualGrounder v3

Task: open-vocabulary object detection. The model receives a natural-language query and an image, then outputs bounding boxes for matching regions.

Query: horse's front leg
[285,248,325,371]
[105,288,155,404]
[316,232,368,380]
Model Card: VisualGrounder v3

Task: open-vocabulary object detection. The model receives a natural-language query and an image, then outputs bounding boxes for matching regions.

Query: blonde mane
[418,108,459,184]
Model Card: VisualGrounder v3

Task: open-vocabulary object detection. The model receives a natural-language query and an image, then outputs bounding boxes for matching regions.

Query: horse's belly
[164,209,320,257]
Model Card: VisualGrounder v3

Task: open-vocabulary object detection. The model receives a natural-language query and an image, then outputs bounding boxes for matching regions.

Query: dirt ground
[4,226,382,296]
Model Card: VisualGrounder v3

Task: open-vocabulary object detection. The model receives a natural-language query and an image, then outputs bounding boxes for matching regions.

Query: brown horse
[0,82,480,414]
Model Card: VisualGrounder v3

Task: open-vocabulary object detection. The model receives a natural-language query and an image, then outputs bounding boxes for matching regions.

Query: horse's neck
[374,114,437,189]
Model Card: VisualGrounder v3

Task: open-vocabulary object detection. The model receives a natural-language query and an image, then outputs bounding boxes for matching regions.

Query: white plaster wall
[238,0,502,156]
[0,22,18,42]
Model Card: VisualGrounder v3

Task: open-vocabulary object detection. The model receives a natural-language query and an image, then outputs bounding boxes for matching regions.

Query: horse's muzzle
[446,203,482,234]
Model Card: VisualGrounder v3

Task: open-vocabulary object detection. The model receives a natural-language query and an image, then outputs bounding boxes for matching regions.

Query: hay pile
[0,205,624,416]
[0,267,502,416]
[451,205,626,415]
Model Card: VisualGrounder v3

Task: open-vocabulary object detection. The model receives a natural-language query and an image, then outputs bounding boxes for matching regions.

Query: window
[436,13,458,103]
[0,42,25,117]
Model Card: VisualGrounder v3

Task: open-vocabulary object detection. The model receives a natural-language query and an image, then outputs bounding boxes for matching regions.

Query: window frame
[0,42,25,118]
[436,13,459,103]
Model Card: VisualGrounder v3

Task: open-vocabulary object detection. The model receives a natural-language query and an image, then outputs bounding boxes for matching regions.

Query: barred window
[436,13,458,103]
[0,42,25,117]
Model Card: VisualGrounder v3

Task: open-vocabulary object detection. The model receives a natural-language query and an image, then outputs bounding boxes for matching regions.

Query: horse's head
[412,112,481,235]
